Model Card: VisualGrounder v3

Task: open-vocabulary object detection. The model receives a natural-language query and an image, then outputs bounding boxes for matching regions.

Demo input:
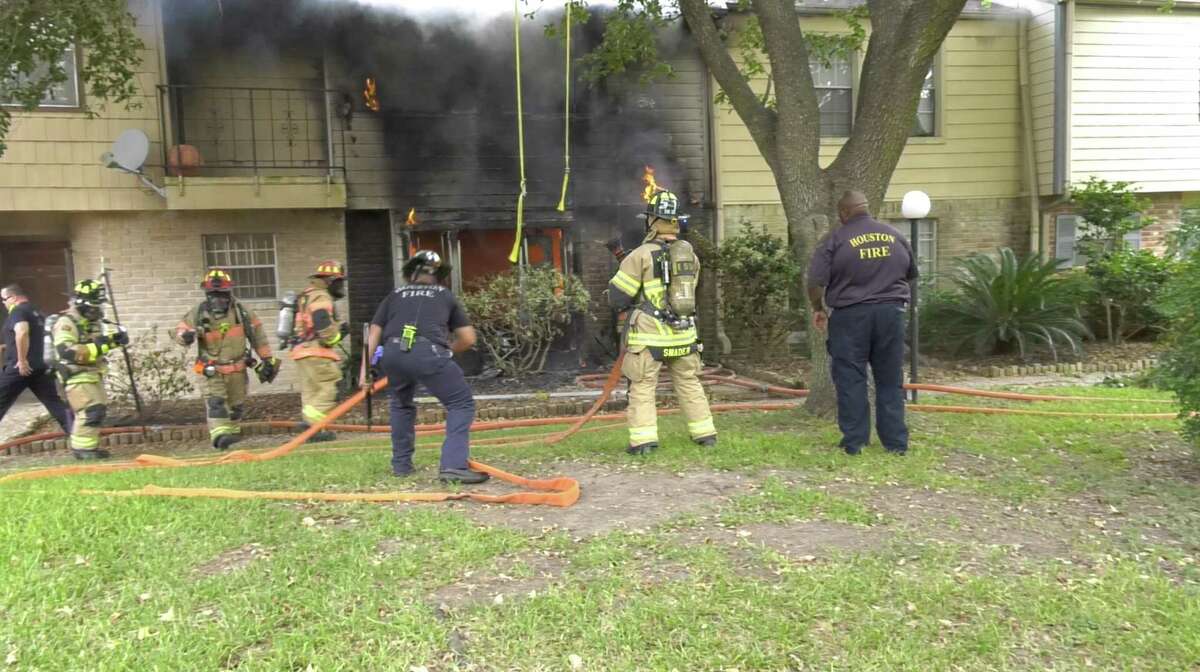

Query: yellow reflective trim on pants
[687,416,716,439]
[302,405,328,423]
[628,425,658,445]
[65,373,101,386]
[71,435,99,449]
[210,425,240,438]
[610,270,640,297]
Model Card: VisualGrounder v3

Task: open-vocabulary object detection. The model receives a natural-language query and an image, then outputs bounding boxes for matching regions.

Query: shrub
[105,329,196,416]
[923,248,1090,360]
[1156,243,1200,446]
[1084,248,1175,342]
[1069,177,1153,252]
[710,223,804,363]
[460,266,590,376]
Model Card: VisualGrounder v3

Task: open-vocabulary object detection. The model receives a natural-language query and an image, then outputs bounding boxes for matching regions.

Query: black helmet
[402,250,450,282]
[643,190,689,237]
[73,279,106,320]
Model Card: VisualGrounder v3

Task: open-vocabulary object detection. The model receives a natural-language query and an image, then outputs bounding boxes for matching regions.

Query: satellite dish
[101,128,166,199]
[109,129,150,173]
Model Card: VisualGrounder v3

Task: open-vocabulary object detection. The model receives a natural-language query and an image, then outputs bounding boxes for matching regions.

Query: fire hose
[0,358,1182,505]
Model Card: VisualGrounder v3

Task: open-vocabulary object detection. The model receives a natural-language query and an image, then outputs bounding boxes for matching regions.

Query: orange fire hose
[0,358,1182,506]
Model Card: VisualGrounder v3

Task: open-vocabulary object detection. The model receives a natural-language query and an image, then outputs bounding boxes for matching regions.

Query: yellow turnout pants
[621,349,716,448]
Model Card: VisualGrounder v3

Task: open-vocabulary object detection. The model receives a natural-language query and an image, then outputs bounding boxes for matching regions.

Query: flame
[405,208,417,226]
[363,77,380,112]
[641,165,663,203]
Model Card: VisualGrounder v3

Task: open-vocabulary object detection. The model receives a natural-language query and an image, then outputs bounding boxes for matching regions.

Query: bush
[1084,248,1175,342]
[923,248,1090,360]
[105,329,196,416]
[710,223,804,363]
[460,266,590,376]
[1156,243,1200,446]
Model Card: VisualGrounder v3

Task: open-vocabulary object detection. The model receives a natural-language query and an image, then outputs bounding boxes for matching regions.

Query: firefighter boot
[298,423,337,443]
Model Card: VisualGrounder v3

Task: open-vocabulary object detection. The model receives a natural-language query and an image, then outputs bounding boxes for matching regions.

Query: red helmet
[202,269,235,292]
[313,260,346,279]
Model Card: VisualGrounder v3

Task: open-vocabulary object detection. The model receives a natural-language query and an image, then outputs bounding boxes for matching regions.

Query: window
[202,234,278,300]
[1,48,80,109]
[911,65,936,137]
[809,55,853,137]
[895,219,937,277]
[1056,214,1143,268]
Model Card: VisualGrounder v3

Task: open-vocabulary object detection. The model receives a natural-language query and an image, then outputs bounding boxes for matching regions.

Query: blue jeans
[827,302,909,452]
[382,339,476,472]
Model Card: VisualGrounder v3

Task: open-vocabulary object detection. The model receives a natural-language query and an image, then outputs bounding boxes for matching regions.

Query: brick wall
[66,208,347,394]
[1040,191,1186,259]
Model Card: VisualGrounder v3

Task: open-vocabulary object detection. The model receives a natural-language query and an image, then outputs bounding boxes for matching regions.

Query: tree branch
[829,0,966,195]
[677,0,779,167]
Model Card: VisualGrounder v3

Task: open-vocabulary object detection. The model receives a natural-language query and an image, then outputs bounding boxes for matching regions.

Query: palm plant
[926,248,1091,360]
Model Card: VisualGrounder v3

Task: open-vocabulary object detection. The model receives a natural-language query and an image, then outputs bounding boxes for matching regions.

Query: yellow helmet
[313,260,346,279]
[201,269,235,293]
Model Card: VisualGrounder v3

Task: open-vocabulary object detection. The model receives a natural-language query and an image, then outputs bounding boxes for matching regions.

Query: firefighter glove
[339,321,350,337]
[255,356,280,384]
[181,330,196,346]
[112,330,130,347]
[91,335,112,354]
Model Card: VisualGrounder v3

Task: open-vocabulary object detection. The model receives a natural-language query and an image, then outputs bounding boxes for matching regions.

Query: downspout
[1017,13,1042,259]
[706,68,732,355]
[1052,0,1073,198]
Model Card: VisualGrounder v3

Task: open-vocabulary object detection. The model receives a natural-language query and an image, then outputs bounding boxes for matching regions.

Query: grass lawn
[2,385,1198,671]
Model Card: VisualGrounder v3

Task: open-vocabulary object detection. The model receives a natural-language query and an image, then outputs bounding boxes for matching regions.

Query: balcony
[156,85,347,210]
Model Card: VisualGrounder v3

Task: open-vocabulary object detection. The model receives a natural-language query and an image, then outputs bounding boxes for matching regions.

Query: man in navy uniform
[363,251,489,484]
[807,191,919,456]
[0,284,72,433]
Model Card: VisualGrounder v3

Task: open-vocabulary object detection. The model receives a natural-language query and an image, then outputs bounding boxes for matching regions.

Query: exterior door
[0,241,72,316]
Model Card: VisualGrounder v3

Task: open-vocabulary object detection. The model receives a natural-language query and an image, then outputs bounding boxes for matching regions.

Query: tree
[565,0,969,415]
[0,0,144,157]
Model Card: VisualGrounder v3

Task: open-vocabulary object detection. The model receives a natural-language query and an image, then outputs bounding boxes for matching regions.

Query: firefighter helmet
[201,269,235,293]
[312,260,346,279]
[72,279,106,320]
[402,250,449,282]
[644,189,688,237]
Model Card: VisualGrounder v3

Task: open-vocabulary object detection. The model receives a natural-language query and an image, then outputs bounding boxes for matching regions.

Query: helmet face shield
[206,291,232,316]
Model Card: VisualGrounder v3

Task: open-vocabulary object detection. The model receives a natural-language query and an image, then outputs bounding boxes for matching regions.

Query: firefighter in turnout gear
[289,261,348,442]
[608,190,717,455]
[51,279,129,460]
[175,270,279,450]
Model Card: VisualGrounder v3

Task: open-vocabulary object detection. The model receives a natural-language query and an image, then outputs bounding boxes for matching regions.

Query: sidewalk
[0,390,50,443]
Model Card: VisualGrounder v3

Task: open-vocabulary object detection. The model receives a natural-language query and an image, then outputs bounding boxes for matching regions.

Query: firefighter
[363,250,488,484]
[608,189,717,455]
[175,270,280,450]
[289,260,349,442]
[51,280,128,460]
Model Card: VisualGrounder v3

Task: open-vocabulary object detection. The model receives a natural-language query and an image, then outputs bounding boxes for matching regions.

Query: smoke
[163,0,690,220]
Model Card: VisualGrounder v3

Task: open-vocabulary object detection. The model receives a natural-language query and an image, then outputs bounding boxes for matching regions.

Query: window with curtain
[911,65,936,137]
[809,55,853,137]
[1,48,80,108]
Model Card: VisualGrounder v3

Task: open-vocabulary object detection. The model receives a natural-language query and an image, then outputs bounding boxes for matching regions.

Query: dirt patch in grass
[463,462,756,537]
[429,551,569,611]
[194,543,271,577]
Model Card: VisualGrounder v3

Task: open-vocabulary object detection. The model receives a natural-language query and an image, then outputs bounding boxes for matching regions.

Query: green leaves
[460,266,591,376]
[1157,236,1200,445]
[925,248,1091,360]
[0,0,144,156]
[1069,177,1154,250]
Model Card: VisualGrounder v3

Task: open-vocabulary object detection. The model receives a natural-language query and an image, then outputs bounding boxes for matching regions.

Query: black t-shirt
[371,284,470,348]
[2,301,47,370]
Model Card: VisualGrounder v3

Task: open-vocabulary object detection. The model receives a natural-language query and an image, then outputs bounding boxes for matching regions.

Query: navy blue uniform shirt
[2,301,46,370]
[807,214,919,309]
[371,284,470,348]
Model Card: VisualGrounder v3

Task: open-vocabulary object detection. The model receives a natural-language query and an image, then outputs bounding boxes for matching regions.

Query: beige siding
[655,43,712,204]
[0,0,167,212]
[1070,4,1200,192]
[716,16,1025,210]
[1028,3,1057,194]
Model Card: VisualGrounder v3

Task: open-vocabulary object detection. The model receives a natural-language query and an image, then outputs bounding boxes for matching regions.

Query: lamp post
[901,190,931,402]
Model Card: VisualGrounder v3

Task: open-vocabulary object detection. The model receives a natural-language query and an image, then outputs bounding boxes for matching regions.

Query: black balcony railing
[158,85,345,178]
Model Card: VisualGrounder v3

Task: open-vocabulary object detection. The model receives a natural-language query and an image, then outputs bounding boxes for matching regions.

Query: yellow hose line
[508,0,528,264]
[556,1,572,212]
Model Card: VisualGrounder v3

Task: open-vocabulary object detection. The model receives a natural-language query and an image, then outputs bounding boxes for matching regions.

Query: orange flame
[363,77,380,112]
[642,165,662,203]
[405,208,417,226]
